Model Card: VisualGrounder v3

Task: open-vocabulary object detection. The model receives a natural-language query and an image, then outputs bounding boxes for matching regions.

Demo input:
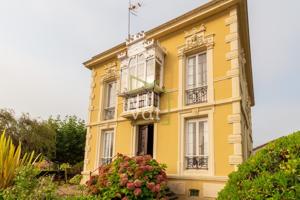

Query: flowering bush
[86,154,169,200]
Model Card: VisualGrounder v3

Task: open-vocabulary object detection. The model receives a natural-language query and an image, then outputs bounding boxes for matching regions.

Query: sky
[0,0,299,146]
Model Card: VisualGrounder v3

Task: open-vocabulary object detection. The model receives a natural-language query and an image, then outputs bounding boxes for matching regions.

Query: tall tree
[54,116,86,165]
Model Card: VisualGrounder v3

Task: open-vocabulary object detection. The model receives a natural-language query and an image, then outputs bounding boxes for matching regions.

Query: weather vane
[128,0,142,40]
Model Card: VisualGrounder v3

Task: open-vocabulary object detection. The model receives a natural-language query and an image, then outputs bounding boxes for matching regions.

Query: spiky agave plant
[0,130,40,189]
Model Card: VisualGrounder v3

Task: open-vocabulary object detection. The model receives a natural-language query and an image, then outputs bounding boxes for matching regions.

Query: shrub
[2,165,58,200]
[0,130,40,189]
[218,131,300,200]
[86,154,168,200]
[69,174,82,185]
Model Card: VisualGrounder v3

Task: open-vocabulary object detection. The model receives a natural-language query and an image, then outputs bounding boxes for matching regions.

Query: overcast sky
[0,0,299,146]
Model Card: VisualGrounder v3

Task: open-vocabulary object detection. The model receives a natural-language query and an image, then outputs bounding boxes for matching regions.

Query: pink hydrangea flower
[134,179,142,187]
[134,188,142,196]
[126,182,135,190]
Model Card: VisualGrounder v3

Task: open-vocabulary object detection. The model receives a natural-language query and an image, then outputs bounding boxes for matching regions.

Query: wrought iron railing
[104,107,115,120]
[186,86,207,105]
[124,91,159,112]
[185,155,208,170]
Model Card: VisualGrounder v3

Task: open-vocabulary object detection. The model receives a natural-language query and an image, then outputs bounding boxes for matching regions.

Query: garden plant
[86,154,169,200]
[218,131,300,199]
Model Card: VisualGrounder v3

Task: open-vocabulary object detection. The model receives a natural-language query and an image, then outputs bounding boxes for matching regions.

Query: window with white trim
[120,54,162,93]
[186,52,207,105]
[103,81,116,120]
[100,130,114,165]
[185,118,208,170]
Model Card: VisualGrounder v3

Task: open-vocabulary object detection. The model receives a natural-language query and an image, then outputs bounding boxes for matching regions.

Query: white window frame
[120,54,163,93]
[179,110,214,177]
[185,52,208,105]
[99,129,114,165]
[186,52,207,89]
[185,118,209,170]
[103,81,116,120]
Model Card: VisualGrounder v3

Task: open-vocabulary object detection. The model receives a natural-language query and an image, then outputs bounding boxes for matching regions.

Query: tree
[0,109,55,159]
[218,131,300,200]
[18,113,56,159]
[54,116,86,165]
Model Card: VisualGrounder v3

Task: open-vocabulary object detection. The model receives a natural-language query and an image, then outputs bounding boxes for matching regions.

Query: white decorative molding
[228,134,242,144]
[101,61,118,82]
[226,50,238,61]
[225,32,238,43]
[229,155,243,165]
[225,8,244,168]
[179,24,215,55]
[117,51,127,60]
[227,114,241,124]
[126,31,145,45]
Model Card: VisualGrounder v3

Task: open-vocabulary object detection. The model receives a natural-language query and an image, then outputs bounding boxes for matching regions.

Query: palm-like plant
[0,130,39,189]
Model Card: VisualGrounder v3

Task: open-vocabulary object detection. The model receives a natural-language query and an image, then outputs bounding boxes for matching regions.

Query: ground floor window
[100,129,114,165]
[185,118,208,170]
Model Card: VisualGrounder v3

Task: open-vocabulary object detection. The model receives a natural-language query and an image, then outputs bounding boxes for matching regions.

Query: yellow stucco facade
[82,0,254,199]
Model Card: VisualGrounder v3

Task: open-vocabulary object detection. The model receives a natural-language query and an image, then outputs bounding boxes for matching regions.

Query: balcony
[186,86,208,105]
[121,91,160,119]
[185,155,208,170]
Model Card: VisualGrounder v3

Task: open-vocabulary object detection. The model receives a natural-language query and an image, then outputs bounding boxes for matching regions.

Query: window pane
[203,121,208,156]
[121,68,128,92]
[101,130,114,164]
[198,53,207,87]
[186,121,196,156]
[137,54,145,88]
[187,56,196,89]
[155,61,161,86]
[199,121,204,155]
[107,82,116,108]
[129,57,137,90]
[146,59,155,84]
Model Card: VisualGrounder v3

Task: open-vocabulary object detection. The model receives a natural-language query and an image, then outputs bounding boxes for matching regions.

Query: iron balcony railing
[124,91,159,112]
[185,155,208,170]
[186,86,208,105]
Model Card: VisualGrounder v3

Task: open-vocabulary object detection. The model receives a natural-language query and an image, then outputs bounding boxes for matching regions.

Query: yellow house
[82,0,254,199]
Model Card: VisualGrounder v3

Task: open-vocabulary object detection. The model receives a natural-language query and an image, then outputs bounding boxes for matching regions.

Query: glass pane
[107,82,116,108]
[146,59,155,84]
[203,121,208,156]
[137,54,145,88]
[129,57,137,90]
[187,56,196,89]
[198,53,207,87]
[101,130,114,164]
[199,121,204,155]
[186,121,196,156]
[121,68,128,92]
[155,61,161,86]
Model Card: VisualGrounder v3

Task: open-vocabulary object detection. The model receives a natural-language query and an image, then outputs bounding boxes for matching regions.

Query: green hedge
[218,131,300,200]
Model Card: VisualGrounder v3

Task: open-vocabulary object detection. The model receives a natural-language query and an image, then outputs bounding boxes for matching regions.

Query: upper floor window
[100,129,114,165]
[103,81,116,120]
[185,118,208,170]
[186,52,207,105]
[120,54,162,93]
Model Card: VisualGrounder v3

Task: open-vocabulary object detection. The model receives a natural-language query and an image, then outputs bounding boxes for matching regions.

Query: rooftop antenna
[128,0,142,41]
